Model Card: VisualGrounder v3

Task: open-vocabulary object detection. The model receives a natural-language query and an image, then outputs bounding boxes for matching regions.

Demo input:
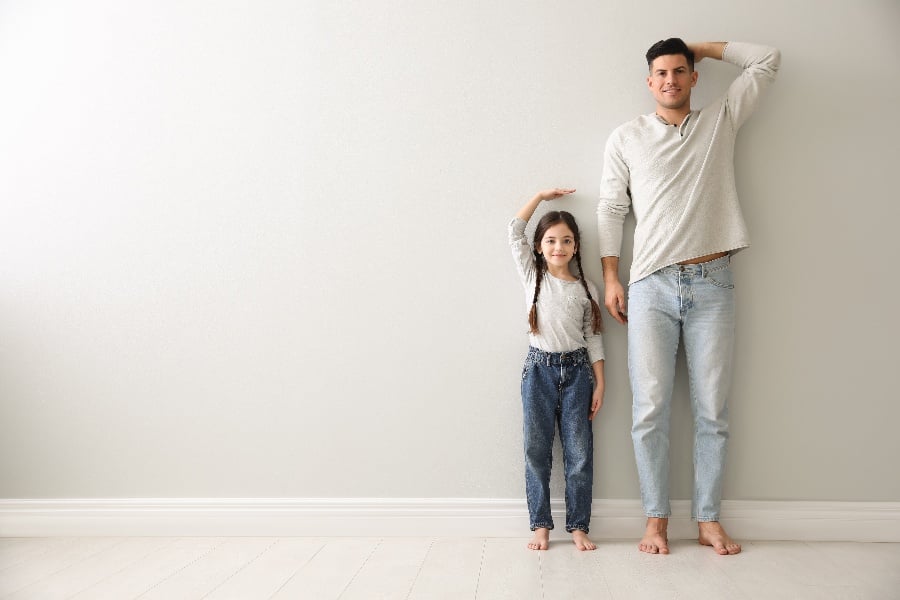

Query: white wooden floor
[1,536,898,599]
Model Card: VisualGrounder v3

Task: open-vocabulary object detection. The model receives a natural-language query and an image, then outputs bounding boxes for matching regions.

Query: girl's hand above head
[536,188,576,202]
[516,188,576,222]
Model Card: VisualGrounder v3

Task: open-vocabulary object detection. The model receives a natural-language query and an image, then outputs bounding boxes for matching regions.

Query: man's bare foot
[527,527,550,550]
[638,517,669,554]
[572,530,597,551]
[698,521,741,555]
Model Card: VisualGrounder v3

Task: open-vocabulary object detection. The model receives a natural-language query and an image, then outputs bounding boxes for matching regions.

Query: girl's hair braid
[528,253,545,334]
[574,250,604,334]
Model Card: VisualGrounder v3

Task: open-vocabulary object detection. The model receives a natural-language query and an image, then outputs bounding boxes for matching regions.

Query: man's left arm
[690,41,782,129]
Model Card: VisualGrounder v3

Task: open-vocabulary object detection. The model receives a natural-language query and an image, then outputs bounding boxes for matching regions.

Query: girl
[509,188,605,551]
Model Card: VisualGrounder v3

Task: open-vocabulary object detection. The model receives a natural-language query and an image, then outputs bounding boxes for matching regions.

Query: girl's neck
[546,264,578,281]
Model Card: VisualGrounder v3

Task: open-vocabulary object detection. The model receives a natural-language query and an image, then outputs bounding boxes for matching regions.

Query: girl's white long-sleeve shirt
[596,41,781,284]
[509,218,605,364]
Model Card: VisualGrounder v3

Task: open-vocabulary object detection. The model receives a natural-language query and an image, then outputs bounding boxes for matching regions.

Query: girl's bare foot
[698,521,741,555]
[572,530,597,551]
[527,527,550,550]
[638,517,669,554]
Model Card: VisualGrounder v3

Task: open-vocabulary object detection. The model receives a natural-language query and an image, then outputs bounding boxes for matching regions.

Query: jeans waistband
[526,346,588,366]
[659,254,731,277]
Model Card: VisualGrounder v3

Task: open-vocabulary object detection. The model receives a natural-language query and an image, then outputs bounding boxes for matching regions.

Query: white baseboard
[1,498,898,541]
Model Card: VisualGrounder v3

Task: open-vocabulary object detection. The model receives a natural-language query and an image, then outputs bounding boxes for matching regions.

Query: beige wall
[1,0,898,502]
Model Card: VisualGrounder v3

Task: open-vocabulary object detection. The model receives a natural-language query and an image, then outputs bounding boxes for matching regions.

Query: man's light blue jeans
[627,255,735,522]
[521,346,594,533]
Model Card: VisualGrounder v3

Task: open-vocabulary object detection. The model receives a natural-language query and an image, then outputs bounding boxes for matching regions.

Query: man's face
[647,54,698,111]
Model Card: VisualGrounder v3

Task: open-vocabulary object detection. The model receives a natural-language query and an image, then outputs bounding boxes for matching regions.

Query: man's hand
[688,42,726,63]
[600,256,627,324]
[604,279,628,324]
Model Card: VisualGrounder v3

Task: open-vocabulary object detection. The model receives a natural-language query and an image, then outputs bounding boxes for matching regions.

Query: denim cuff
[566,525,589,534]
[530,522,554,531]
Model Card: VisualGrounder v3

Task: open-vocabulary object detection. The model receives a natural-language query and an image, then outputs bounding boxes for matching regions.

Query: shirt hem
[628,243,749,285]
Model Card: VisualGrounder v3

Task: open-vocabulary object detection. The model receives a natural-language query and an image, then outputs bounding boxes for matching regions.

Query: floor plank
[407,538,484,600]
[712,540,896,600]
[268,538,379,600]
[4,538,174,600]
[474,538,542,600]
[813,541,900,599]
[0,537,121,598]
[538,541,613,599]
[67,537,222,600]
[139,538,276,600]
[339,538,434,600]
[0,538,77,572]
[613,540,756,599]
[202,538,325,600]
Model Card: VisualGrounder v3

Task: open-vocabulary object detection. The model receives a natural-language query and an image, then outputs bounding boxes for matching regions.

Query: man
[596,39,780,555]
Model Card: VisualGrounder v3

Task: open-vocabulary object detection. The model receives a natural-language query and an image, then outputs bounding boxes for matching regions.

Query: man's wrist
[692,41,726,62]
[601,260,621,284]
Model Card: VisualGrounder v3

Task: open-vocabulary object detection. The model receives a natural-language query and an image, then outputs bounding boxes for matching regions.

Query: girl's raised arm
[515,188,576,222]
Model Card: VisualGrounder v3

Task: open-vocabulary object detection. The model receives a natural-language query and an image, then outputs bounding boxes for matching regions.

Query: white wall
[1,0,898,503]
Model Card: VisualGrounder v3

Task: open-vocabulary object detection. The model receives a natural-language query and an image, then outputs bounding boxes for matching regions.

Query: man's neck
[655,106,691,126]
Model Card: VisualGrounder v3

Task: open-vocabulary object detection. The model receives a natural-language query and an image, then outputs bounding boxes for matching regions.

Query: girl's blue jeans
[627,255,735,522]
[521,346,594,533]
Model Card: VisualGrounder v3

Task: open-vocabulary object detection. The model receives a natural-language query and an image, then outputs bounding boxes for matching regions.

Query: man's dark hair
[646,38,694,71]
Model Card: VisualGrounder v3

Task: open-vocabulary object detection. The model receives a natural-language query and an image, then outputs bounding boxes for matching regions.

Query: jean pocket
[522,356,536,381]
[706,267,734,289]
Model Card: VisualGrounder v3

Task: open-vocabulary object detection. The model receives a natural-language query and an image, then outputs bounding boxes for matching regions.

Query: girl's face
[537,222,577,268]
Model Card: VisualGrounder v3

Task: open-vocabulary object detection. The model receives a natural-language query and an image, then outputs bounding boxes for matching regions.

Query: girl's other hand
[589,383,604,421]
